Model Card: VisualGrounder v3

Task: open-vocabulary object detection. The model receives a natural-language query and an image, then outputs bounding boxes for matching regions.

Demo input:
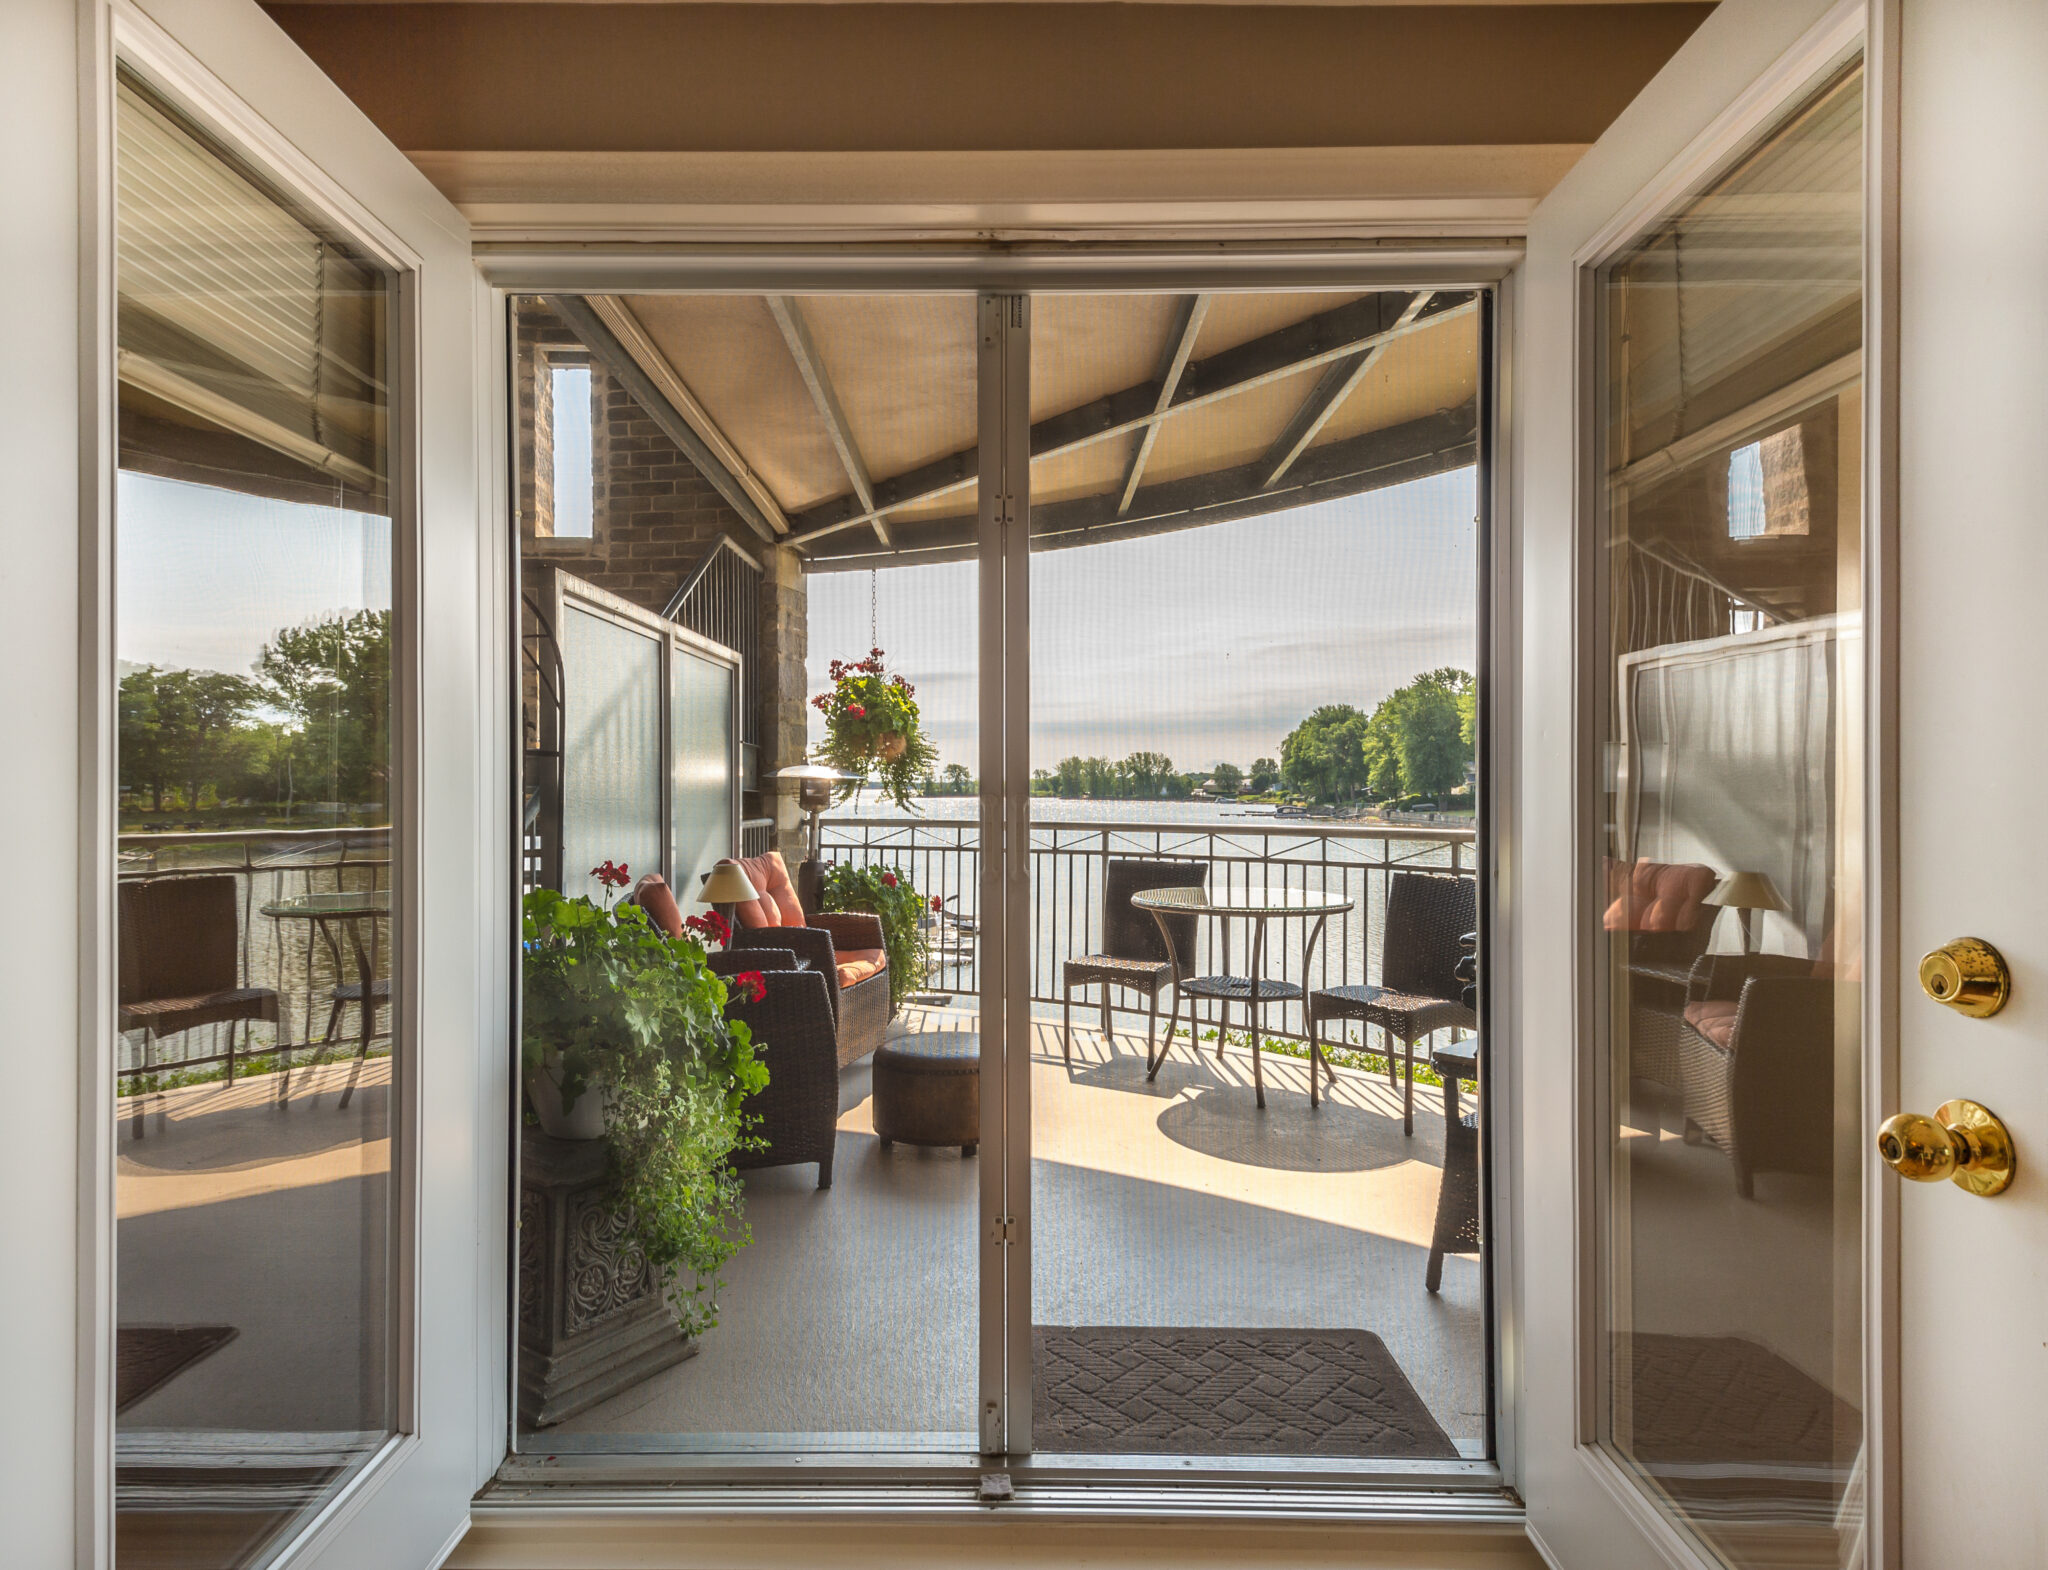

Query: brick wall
[514,296,809,833]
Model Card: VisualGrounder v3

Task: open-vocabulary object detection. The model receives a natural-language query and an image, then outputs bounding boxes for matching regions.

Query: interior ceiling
[569,288,1479,570]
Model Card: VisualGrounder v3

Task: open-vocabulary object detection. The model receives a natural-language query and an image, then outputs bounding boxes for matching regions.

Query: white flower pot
[529,1057,608,1140]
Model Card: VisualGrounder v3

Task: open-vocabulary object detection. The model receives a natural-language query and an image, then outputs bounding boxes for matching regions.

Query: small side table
[873,1032,980,1157]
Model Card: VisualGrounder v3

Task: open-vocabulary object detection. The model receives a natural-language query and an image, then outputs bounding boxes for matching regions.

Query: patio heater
[777,762,850,913]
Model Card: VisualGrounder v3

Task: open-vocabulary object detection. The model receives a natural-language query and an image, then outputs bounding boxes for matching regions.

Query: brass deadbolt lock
[1918,937,2009,1017]
[1877,1099,2016,1197]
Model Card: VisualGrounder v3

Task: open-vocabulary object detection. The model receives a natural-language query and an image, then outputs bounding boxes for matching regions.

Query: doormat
[117,1325,238,1415]
[1032,1326,1457,1457]
[1621,1333,1861,1514]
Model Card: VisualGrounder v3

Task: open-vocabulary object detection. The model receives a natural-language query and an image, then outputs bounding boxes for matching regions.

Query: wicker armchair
[1060,858,1208,1066]
[1307,872,1476,1135]
[706,948,842,1189]
[631,859,890,1071]
[1605,858,1720,1098]
[728,851,893,1068]
[119,875,280,1139]
[1679,952,1838,1198]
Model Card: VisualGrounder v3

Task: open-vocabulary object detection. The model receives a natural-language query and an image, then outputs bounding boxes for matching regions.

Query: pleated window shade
[115,74,390,511]
[1606,61,1863,477]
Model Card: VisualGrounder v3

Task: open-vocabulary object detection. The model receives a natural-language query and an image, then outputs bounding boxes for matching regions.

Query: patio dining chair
[1307,871,1476,1135]
[118,875,280,1140]
[1060,859,1207,1066]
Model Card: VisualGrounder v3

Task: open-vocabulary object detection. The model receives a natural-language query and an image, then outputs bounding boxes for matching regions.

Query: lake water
[817,796,1474,1041]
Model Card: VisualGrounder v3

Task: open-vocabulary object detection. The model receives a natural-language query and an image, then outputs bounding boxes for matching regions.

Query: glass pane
[514,292,980,1447]
[1026,289,1486,1458]
[113,71,398,1568]
[559,602,664,889]
[1593,56,1865,1568]
[671,644,734,896]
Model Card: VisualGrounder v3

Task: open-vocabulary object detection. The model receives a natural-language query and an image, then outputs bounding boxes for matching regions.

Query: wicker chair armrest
[708,947,799,976]
[809,911,887,952]
[1694,952,1817,1002]
[732,926,840,1018]
[724,970,839,1068]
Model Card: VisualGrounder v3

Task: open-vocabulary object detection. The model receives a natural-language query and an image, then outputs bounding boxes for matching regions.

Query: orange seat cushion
[732,850,806,930]
[631,873,684,938]
[1684,998,1739,1050]
[834,948,887,989]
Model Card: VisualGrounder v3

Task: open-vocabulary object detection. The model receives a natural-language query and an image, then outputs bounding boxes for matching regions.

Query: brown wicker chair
[118,875,280,1139]
[1060,859,1208,1066]
[1307,871,1476,1135]
[1426,933,1483,1293]
[1605,858,1720,1099]
[728,851,894,1068]
[632,861,889,1071]
[1679,952,1838,1198]
[708,948,841,1189]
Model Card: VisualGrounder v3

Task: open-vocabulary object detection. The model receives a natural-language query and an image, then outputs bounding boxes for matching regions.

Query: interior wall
[262,3,1713,155]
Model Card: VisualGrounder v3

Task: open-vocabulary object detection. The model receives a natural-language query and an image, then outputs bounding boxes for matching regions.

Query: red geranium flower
[881,871,898,888]
[931,895,944,911]
[732,971,767,1005]
[590,859,631,890]
[848,703,867,719]
[685,910,731,948]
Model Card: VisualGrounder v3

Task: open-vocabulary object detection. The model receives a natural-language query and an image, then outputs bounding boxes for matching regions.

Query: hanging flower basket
[812,647,939,812]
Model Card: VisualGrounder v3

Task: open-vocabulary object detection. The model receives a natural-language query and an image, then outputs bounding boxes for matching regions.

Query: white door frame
[69,1,501,1564]
[474,257,1519,1502]
[1516,1,1896,1566]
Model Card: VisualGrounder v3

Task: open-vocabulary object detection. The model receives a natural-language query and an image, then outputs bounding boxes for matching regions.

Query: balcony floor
[549,1006,1486,1454]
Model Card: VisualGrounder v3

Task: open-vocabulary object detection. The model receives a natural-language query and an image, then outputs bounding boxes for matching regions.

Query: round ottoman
[872,1032,980,1157]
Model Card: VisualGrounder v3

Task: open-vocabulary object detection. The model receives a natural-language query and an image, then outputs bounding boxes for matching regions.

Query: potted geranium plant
[818,861,933,1010]
[812,647,939,812]
[521,859,770,1337]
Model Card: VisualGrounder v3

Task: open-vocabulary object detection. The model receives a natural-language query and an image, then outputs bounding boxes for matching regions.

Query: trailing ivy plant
[818,862,933,1010]
[521,880,769,1338]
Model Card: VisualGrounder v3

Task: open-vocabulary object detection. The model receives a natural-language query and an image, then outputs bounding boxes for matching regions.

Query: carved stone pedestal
[518,1128,695,1429]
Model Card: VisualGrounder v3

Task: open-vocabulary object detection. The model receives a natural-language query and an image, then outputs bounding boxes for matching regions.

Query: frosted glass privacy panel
[671,645,736,897]
[560,603,664,893]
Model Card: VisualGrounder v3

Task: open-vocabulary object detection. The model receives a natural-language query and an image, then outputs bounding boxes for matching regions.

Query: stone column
[760,544,810,860]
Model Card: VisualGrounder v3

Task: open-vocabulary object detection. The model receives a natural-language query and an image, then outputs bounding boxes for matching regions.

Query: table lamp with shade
[698,858,761,925]
[1706,869,1787,953]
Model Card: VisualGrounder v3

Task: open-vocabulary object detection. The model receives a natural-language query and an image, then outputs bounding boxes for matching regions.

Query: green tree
[1209,762,1245,795]
[942,762,971,795]
[258,609,392,806]
[1119,751,1176,797]
[1392,677,1467,799]
[1249,757,1280,792]
[118,664,261,813]
[1280,705,1371,802]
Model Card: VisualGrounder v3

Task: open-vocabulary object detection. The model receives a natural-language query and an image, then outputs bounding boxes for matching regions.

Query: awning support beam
[1116,292,1210,517]
[767,296,890,547]
[1258,291,1432,492]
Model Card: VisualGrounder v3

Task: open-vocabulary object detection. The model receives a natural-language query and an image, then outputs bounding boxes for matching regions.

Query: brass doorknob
[1918,937,2009,1016]
[1876,1099,2015,1196]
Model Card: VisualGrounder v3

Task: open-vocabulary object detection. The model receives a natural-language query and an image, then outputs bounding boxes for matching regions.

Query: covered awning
[542,289,1480,573]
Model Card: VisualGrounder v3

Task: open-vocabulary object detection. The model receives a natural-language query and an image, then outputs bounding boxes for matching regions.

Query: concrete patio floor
[548,1007,1488,1454]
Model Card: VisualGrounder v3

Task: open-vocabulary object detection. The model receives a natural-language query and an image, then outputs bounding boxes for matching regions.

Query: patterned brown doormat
[117,1325,237,1415]
[1032,1326,1458,1458]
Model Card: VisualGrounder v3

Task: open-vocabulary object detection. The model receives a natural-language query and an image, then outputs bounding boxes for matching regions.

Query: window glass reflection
[114,71,399,1570]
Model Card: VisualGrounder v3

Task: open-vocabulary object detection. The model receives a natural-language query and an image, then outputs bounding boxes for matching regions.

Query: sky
[807,465,1479,776]
[116,470,392,677]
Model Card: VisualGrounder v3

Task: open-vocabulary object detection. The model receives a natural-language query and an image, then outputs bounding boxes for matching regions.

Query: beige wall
[263,2,1711,155]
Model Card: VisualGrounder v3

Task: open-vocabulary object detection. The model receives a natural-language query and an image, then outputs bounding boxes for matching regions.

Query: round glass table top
[1129,885,1353,918]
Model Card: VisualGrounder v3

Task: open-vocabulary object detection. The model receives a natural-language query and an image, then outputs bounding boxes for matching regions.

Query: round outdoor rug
[1031,1325,1457,1457]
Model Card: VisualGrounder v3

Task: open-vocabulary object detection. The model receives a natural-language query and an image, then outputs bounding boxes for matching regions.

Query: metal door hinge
[989,1214,1017,1245]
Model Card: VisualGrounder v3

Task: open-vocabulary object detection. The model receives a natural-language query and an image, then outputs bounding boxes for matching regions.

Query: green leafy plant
[521,873,769,1338]
[819,862,931,1010]
[811,647,939,812]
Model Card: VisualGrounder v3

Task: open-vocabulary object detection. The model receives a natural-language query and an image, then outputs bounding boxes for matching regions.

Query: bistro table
[260,889,390,1110]
[1130,884,1353,1108]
